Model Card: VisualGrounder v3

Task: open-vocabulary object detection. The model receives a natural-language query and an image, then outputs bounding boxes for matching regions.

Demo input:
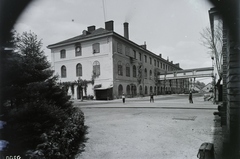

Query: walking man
[122,93,125,104]
[189,91,193,103]
[150,93,154,103]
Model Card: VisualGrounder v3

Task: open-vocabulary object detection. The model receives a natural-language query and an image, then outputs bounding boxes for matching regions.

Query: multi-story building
[47,21,184,100]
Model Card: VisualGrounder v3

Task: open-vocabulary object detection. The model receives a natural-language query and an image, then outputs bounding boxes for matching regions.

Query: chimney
[159,54,162,58]
[88,25,96,32]
[141,41,147,49]
[171,61,173,64]
[105,20,114,31]
[124,22,129,39]
[82,30,90,35]
[175,63,180,68]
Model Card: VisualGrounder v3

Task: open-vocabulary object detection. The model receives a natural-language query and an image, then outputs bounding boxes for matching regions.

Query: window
[126,63,130,77]
[157,61,160,67]
[150,57,152,65]
[117,43,122,53]
[76,63,82,76]
[154,59,156,66]
[149,70,152,79]
[139,85,143,95]
[144,55,147,63]
[133,65,137,77]
[93,43,100,53]
[118,61,123,76]
[161,63,162,69]
[93,61,100,76]
[127,85,131,95]
[125,46,130,56]
[132,85,137,96]
[145,86,148,95]
[60,49,66,58]
[61,65,67,78]
[133,50,136,59]
[75,45,81,56]
[144,68,147,79]
[150,86,153,93]
[118,84,123,96]
[139,53,142,61]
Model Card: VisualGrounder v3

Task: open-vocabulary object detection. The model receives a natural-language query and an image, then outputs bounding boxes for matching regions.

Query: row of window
[118,84,178,96]
[117,61,156,79]
[118,84,157,96]
[117,42,175,71]
[60,43,100,59]
[60,61,100,78]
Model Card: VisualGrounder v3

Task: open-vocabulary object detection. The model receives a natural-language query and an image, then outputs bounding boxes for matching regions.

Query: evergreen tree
[1,31,86,158]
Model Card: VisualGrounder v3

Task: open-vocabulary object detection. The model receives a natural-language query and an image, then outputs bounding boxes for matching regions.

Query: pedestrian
[189,91,193,103]
[150,93,154,103]
[122,93,125,104]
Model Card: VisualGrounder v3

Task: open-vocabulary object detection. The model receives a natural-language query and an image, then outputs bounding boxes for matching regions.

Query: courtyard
[75,94,221,159]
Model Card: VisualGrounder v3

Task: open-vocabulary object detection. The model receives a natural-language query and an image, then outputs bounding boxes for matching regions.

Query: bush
[25,108,86,159]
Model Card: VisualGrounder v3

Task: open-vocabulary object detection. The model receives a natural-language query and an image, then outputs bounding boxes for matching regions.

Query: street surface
[75,94,221,159]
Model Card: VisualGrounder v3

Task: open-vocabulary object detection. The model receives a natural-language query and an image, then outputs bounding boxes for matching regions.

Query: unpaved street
[75,95,218,159]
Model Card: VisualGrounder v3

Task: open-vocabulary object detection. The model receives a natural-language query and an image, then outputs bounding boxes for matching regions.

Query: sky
[14,0,214,83]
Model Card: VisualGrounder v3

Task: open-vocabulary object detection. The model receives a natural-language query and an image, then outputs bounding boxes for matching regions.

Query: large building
[47,21,185,100]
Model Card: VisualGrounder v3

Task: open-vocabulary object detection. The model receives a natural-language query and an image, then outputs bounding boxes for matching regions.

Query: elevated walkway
[159,67,213,80]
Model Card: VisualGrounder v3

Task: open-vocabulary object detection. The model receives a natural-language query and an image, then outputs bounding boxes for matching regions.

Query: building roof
[47,28,112,48]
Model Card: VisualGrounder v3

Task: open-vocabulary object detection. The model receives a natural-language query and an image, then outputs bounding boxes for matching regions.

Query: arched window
[139,85,143,95]
[76,63,82,76]
[127,85,131,95]
[145,86,148,95]
[118,61,123,76]
[93,61,100,76]
[133,65,136,77]
[93,43,100,53]
[149,70,152,79]
[150,86,153,93]
[60,49,66,58]
[75,45,81,56]
[61,65,67,78]
[144,68,147,79]
[154,86,157,94]
[132,85,137,96]
[126,63,130,77]
[118,84,123,96]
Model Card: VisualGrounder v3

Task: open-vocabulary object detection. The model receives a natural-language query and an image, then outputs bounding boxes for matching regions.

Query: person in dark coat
[189,91,193,103]
[150,93,154,103]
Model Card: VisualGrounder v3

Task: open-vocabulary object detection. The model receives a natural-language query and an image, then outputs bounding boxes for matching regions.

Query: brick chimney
[124,22,129,39]
[105,20,114,31]
[88,25,96,32]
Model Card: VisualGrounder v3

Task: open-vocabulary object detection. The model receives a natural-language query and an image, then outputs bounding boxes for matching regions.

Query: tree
[200,21,223,84]
[1,31,86,158]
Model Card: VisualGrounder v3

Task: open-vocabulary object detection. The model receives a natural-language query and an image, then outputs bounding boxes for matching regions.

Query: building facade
[209,2,240,157]
[48,21,184,100]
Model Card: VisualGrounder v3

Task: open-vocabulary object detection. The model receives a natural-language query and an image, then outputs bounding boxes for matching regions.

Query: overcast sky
[14,0,214,83]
